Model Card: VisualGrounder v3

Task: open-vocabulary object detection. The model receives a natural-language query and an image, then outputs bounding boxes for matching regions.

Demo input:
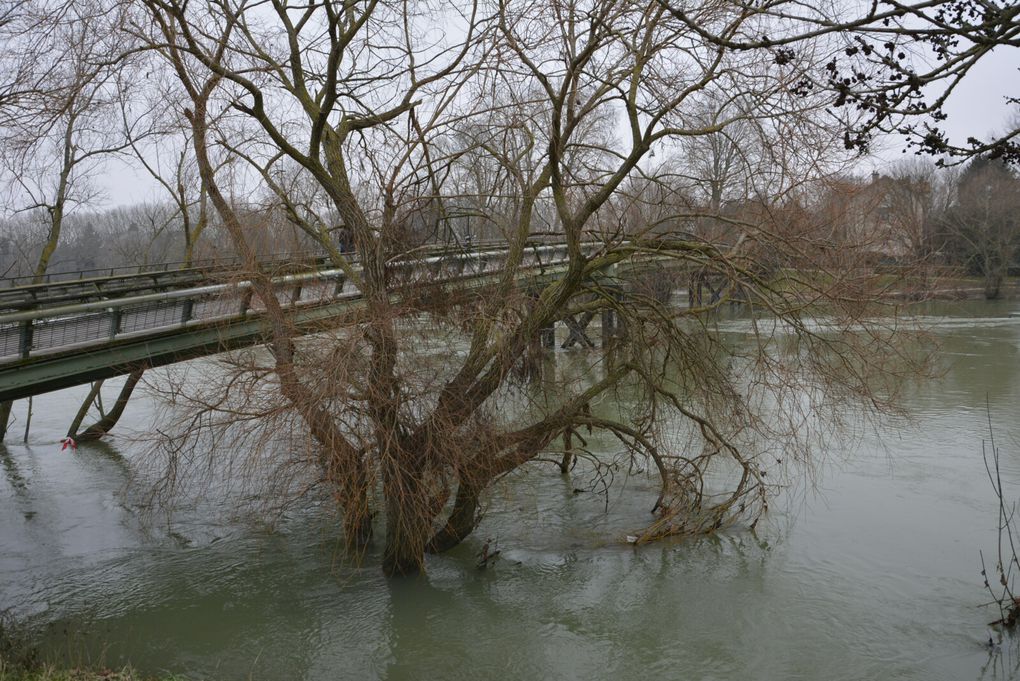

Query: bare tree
[939,156,1020,298]
[0,0,67,127]
[0,0,145,441]
[0,0,143,281]
[881,159,946,265]
[129,0,935,577]
[121,71,225,266]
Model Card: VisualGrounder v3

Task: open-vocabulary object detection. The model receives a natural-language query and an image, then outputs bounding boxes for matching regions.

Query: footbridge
[1,243,643,402]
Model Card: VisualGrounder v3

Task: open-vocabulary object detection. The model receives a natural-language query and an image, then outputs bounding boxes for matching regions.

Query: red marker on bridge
[60,437,77,452]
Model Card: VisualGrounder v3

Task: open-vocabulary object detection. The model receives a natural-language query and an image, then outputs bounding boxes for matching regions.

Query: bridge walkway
[0,244,583,401]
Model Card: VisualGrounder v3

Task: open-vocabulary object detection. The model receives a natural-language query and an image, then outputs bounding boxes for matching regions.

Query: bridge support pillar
[239,289,253,316]
[561,312,596,349]
[108,307,123,338]
[689,270,725,307]
[601,308,616,346]
[539,321,555,349]
[601,287,626,347]
[180,299,193,326]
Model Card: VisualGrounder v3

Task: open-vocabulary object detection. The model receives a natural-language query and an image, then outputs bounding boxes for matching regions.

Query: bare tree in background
[882,159,948,265]
[0,1,143,281]
[122,72,223,266]
[868,158,962,296]
[939,156,1020,299]
[0,0,64,128]
[0,0,146,441]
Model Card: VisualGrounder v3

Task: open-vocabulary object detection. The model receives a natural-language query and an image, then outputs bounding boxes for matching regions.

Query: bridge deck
[0,244,585,401]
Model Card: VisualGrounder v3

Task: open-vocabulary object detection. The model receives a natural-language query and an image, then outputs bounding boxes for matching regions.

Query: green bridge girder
[0,241,699,402]
[0,262,580,402]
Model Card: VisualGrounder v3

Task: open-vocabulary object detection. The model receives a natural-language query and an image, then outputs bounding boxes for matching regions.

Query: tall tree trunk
[67,380,105,438]
[33,110,76,282]
[379,444,442,579]
[426,479,482,554]
[4,110,81,442]
[182,182,209,267]
[381,455,432,576]
[9,112,80,442]
[76,369,144,441]
[183,81,374,547]
[0,401,11,441]
[559,429,573,474]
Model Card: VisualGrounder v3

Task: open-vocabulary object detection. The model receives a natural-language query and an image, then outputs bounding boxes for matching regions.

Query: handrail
[0,267,348,324]
[0,243,575,324]
[0,238,583,309]
[0,242,583,361]
[0,250,330,289]
[0,254,338,308]
[0,237,531,291]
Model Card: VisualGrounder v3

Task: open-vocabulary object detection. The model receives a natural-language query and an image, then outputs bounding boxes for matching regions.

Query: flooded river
[3,301,1020,680]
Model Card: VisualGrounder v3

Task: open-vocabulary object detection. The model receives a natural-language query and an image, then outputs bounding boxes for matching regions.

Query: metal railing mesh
[120,301,186,334]
[193,295,241,321]
[0,245,574,362]
[32,312,109,350]
[0,322,19,359]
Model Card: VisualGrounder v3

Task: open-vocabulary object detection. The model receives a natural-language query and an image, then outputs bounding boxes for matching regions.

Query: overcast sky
[864,44,1019,168]
[941,46,1020,145]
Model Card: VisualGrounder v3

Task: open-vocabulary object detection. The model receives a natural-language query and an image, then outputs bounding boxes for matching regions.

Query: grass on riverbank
[0,664,184,681]
[0,615,185,681]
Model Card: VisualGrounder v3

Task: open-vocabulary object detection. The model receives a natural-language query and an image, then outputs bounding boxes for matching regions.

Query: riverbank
[0,618,182,681]
[885,272,1020,301]
[0,666,182,681]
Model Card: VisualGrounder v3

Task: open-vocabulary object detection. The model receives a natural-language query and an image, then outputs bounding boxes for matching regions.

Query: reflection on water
[1,301,1020,680]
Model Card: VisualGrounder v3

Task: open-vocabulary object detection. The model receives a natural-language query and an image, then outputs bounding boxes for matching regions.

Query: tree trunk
[985,271,1003,300]
[559,429,573,474]
[334,454,373,549]
[184,84,376,548]
[342,503,374,549]
[32,110,76,283]
[426,479,483,554]
[68,380,105,438]
[381,459,432,576]
[0,401,11,441]
[76,369,144,440]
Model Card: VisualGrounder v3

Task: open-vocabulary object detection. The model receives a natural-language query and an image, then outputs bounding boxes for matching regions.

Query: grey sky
[924,45,1017,150]
[91,40,1020,209]
[872,44,1019,163]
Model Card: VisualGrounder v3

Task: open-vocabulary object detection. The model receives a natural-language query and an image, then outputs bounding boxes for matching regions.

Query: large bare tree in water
[134,0,936,575]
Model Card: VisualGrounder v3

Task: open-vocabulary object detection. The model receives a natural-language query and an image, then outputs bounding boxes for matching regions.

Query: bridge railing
[0,252,343,312]
[0,251,334,289]
[0,239,549,312]
[0,242,582,362]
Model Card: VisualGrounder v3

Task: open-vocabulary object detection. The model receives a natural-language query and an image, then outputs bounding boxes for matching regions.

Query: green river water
[2,301,1020,680]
